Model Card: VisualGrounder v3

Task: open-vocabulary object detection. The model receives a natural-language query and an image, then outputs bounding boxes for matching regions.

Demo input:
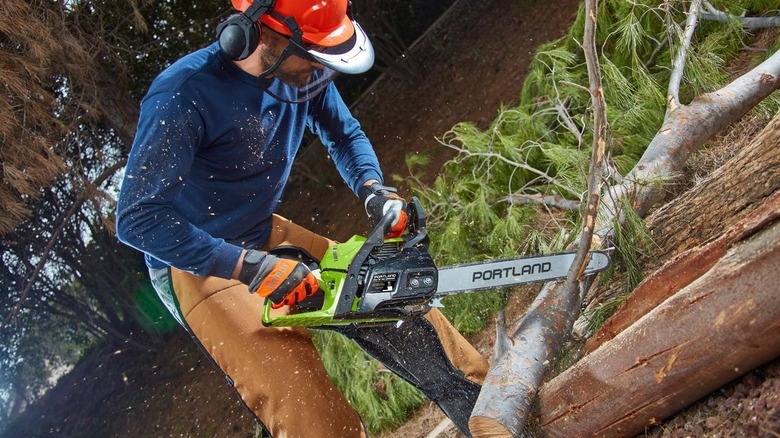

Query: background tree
[0,0,224,423]
[0,0,473,429]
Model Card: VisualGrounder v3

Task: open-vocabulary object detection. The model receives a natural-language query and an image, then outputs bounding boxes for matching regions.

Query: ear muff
[217,14,259,61]
[216,0,275,61]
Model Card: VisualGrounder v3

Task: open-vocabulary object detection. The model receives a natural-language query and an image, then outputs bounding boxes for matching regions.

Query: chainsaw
[262,197,610,328]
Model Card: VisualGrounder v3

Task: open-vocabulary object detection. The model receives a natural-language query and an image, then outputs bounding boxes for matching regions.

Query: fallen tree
[468,0,780,435]
[586,113,780,353]
[529,113,780,436]
[539,191,780,437]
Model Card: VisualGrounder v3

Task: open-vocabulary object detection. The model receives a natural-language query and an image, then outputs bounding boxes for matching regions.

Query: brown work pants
[167,215,488,437]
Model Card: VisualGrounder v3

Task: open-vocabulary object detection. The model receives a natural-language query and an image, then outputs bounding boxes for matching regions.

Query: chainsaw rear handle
[261,214,399,323]
[266,246,320,270]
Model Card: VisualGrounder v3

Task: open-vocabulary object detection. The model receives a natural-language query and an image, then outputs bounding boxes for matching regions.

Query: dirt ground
[5,0,779,437]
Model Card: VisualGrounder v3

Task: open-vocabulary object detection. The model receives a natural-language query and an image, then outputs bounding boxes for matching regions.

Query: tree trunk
[537,216,780,437]
[536,113,780,437]
[585,112,780,352]
[586,192,780,354]
[644,112,780,268]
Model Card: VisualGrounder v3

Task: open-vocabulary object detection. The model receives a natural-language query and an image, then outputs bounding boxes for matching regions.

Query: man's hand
[238,250,319,309]
[358,182,408,238]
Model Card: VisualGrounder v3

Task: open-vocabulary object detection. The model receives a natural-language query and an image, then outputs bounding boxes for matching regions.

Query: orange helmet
[230,0,374,74]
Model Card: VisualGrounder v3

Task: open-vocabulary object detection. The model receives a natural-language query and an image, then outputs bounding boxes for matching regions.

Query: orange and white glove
[358,183,408,238]
[238,250,319,309]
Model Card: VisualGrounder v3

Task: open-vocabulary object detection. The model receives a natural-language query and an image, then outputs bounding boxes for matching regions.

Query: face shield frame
[255,12,337,103]
[255,7,373,103]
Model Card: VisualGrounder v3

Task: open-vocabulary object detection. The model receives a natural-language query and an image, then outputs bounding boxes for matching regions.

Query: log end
[468,416,513,438]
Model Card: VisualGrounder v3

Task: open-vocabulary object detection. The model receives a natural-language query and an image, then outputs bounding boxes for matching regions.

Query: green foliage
[312,331,425,435]
[406,0,780,334]
[581,291,631,336]
[610,202,656,291]
[441,289,510,335]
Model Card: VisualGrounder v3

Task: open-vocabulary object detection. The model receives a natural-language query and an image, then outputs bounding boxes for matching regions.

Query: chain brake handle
[370,196,427,243]
[407,197,426,234]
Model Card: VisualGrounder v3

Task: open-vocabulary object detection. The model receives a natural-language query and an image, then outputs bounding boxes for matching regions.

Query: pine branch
[504,193,581,211]
[599,48,780,232]
[701,1,780,29]
[438,139,580,198]
[668,0,703,109]
[468,1,607,434]
[553,101,584,144]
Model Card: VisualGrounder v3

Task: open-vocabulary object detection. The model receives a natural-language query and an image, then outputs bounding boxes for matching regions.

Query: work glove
[358,182,408,238]
[238,249,319,309]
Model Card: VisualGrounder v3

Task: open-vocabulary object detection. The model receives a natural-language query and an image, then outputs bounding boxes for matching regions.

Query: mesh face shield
[258,66,338,104]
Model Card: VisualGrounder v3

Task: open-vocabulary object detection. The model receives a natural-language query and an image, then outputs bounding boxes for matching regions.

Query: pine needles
[403,0,780,334]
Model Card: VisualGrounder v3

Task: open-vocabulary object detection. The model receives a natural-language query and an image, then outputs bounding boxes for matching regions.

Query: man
[116,0,488,436]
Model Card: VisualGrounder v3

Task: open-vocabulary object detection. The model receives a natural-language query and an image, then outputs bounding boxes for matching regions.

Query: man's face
[259,29,324,88]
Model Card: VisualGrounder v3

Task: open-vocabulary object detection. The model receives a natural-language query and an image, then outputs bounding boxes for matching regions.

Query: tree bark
[538,215,780,437]
[585,112,780,352]
[586,190,780,353]
[645,112,780,267]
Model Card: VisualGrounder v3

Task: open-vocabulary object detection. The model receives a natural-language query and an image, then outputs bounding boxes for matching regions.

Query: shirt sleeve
[115,91,243,278]
[307,83,383,194]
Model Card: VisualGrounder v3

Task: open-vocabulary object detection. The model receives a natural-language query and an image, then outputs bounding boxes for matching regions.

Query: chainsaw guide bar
[436,251,610,297]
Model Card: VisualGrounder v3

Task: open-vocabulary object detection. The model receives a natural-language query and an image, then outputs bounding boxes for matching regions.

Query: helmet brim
[307,21,374,75]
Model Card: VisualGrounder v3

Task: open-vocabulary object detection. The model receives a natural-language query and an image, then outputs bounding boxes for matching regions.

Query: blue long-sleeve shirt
[116,43,382,278]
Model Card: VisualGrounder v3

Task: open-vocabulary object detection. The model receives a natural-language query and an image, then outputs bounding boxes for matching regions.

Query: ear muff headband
[217,0,275,61]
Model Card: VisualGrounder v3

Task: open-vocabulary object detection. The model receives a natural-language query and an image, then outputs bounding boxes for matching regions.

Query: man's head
[218,0,374,75]
[256,26,324,88]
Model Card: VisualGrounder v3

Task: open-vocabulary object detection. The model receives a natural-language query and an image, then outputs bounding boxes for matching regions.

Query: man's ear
[257,24,271,46]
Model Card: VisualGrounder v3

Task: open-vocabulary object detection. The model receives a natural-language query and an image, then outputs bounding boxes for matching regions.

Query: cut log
[537,218,780,437]
[585,111,780,352]
[585,191,780,353]
[646,112,780,265]
[469,281,580,438]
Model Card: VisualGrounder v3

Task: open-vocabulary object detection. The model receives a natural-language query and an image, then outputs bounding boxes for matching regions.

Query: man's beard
[259,46,314,88]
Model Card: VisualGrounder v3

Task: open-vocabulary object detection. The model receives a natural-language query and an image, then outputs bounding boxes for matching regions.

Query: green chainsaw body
[262,198,438,328]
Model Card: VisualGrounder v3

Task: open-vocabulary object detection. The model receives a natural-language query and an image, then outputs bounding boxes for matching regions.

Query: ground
[5,0,779,437]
